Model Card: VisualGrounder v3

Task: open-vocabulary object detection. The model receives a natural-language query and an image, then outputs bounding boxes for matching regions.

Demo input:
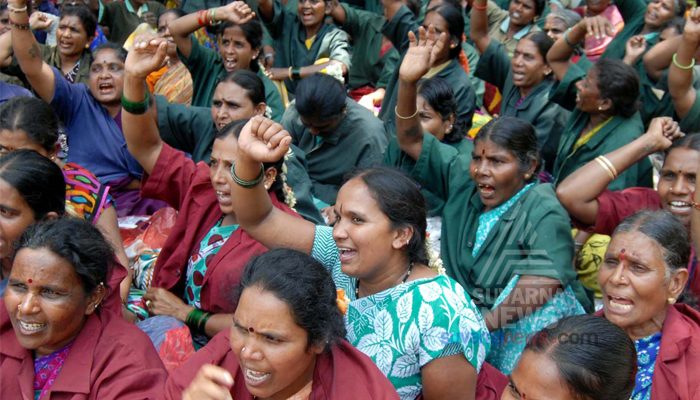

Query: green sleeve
[611,0,646,24]
[382,5,417,55]
[261,25,275,49]
[377,47,400,89]
[155,95,212,159]
[283,145,326,225]
[679,90,700,134]
[179,35,218,75]
[262,1,289,40]
[550,62,586,112]
[340,3,370,36]
[324,29,352,70]
[410,133,463,201]
[261,74,285,122]
[101,0,119,28]
[474,39,511,92]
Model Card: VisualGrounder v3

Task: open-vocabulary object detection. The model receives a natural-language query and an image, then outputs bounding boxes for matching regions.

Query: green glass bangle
[121,91,150,115]
[231,161,265,188]
[186,308,206,331]
[292,67,301,81]
[199,312,214,332]
[564,27,577,47]
[672,53,695,70]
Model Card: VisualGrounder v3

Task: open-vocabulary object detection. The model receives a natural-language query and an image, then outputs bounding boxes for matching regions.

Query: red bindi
[620,248,626,261]
[482,149,485,155]
[248,327,255,333]
[27,279,32,283]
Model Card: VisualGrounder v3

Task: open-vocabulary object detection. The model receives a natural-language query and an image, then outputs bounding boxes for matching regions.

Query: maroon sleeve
[140,144,200,210]
[575,188,662,236]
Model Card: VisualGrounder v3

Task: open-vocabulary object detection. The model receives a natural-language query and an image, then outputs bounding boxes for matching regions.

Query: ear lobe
[84,286,106,316]
[669,269,689,298]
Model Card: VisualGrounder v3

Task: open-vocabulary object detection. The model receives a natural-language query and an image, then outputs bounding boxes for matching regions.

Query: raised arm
[669,7,700,120]
[329,0,347,26]
[643,34,682,83]
[469,0,491,54]
[556,117,682,227]
[7,0,55,101]
[382,0,404,23]
[169,1,254,59]
[257,0,275,22]
[547,16,613,81]
[622,35,647,66]
[396,26,447,161]
[122,35,170,175]
[231,116,317,253]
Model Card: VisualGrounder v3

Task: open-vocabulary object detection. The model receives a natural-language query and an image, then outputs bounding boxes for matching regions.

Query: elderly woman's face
[4,248,101,357]
[230,285,322,399]
[599,230,685,340]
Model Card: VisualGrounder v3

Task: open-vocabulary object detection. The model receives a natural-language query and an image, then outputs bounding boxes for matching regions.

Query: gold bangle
[394,106,419,120]
[595,157,615,181]
[598,155,618,179]
[288,66,293,80]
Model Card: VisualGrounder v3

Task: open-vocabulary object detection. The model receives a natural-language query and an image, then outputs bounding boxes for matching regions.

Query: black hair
[425,3,463,60]
[214,69,266,106]
[217,19,263,72]
[407,0,423,17]
[526,314,637,400]
[613,209,697,308]
[592,59,640,119]
[91,41,127,63]
[295,73,347,120]
[217,119,285,202]
[532,0,546,18]
[344,166,429,265]
[159,7,186,22]
[667,132,700,156]
[0,97,58,153]
[474,117,541,183]
[0,150,65,221]
[417,77,466,143]
[660,16,686,36]
[234,248,346,350]
[0,3,7,13]
[17,218,114,296]
[60,5,97,39]
[521,30,554,62]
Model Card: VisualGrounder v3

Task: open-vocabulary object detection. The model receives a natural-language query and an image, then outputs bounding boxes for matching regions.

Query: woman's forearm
[483,276,562,331]
[469,0,491,54]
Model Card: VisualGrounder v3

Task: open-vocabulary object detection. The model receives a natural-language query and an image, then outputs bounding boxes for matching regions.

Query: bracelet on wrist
[564,27,579,47]
[288,66,293,80]
[121,91,151,115]
[672,53,695,70]
[231,161,266,188]
[8,4,27,13]
[292,67,301,81]
[9,19,30,29]
[264,53,274,60]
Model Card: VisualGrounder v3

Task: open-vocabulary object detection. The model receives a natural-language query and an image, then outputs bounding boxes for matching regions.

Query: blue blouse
[632,332,662,400]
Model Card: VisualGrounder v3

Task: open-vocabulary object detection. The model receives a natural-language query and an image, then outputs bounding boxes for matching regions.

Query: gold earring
[598,106,603,111]
[525,174,531,179]
[668,297,676,305]
[446,126,453,134]
[450,44,457,49]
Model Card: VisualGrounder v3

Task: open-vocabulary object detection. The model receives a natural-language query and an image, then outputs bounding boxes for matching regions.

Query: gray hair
[547,9,582,29]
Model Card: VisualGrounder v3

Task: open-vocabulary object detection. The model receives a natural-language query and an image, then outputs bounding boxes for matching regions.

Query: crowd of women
[0,0,699,398]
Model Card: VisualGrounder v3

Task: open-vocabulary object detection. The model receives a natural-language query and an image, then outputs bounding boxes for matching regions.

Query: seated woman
[0,218,167,399]
[544,9,581,41]
[599,210,700,400]
[0,96,132,316]
[328,0,400,109]
[0,5,95,87]
[168,1,284,118]
[147,9,193,106]
[6,0,165,216]
[572,0,624,63]
[163,248,400,399]
[394,27,591,373]
[480,0,544,57]
[379,0,476,132]
[506,314,637,400]
[547,24,652,190]
[384,77,473,218]
[256,0,351,95]
[121,38,300,348]
[471,4,569,173]
[557,118,700,297]
[230,118,497,398]
[282,73,388,207]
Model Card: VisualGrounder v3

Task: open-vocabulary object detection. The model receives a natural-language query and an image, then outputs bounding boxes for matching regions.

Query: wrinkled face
[211,82,263,132]
[218,26,257,72]
[88,49,125,106]
[332,178,400,280]
[544,16,567,40]
[422,12,452,63]
[417,94,451,142]
[157,12,178,56]
[503,350,576,400]
[599,231,677,339]
[645,0,676,29]
[574,67,603,113]
[657,148,698,227]
[5,247,99,357]
[0,129,51,157]
[299,113,342,137]
[56,15,91,58]
[585,0,611,15]
[0,9,10,35]
[230,286,321,399]
[209,136,239,215]
[297,0,328,28]
[509,0,538,28]
[0,179,35,266]
[511,38,549,90]
[470,139,529,212]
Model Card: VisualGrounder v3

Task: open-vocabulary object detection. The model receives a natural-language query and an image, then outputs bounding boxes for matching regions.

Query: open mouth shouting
[224,56,237,71]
